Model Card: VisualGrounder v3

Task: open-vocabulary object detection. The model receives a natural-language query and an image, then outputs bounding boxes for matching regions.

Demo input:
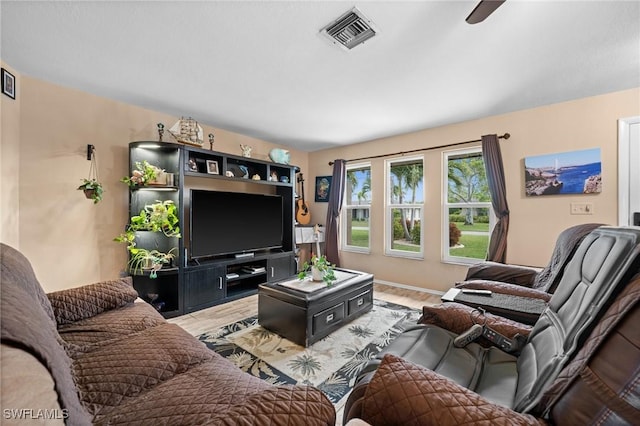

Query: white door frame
[618,116,640,226]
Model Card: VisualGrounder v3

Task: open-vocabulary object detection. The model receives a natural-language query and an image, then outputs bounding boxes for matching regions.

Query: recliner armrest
[418,302,532,339]
[456,280,552,302]
[352,354,545,426]
[464,261,540,286]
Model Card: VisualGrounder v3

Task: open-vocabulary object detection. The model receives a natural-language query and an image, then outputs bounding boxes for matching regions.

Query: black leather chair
[344,226,640,425]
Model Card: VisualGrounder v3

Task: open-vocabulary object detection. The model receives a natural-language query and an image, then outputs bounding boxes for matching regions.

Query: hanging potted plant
[78,145,104,204]
[77,178,104,204]
[298,254,337,286]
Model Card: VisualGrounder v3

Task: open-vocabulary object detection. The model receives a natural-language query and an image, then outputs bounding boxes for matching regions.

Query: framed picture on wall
[206,160,219,175]
[524,148,601,196]
[315,176,332,202]
[2,68,15,99]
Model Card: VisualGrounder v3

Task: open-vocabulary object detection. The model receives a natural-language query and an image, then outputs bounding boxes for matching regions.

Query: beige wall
[308,88,640,293]
[3,65,638,294]
[1,62,21,248]
[10,75,307,292]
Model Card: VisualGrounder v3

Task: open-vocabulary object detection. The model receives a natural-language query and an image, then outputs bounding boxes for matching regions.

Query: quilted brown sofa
[0,243,336,425]
[344,226,640,425]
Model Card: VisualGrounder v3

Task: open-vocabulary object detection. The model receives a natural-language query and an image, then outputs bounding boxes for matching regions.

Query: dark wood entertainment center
[126,141,297,318]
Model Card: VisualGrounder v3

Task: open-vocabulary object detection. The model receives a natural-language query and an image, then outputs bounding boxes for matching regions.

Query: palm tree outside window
[385,156,424,258]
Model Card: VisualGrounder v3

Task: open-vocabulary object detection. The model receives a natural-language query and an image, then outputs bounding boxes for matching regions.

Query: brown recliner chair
[344,226,640,425]
[451,223,603,324]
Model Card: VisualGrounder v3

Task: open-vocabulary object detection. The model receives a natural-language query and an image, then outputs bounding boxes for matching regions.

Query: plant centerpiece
[298,254,337,286]
[114,200,181,278]
[120,160,165,188]
[77,178,104,204]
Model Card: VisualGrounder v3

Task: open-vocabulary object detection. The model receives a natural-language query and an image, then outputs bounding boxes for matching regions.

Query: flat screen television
[190,190,283,259]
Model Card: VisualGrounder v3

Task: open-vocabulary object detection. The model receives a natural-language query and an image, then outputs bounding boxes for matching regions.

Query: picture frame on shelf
[2,68,15,99]
[315,176,332,202]
[206,160,219,175]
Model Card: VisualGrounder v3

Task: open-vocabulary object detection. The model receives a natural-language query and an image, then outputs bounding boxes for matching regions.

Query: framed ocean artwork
[524,148,602,196]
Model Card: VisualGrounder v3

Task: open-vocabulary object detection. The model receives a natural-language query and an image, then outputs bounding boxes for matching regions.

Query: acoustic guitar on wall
[296,173,311,225]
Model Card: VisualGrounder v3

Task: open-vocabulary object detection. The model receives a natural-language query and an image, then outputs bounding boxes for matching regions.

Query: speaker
[633,212,640,226]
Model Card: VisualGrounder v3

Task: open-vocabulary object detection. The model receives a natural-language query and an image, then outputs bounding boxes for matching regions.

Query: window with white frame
[342,163,371,252]
[443,148,494,263]
[385,156,424,258]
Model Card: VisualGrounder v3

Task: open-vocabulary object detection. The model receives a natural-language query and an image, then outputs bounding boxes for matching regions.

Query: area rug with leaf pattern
[196,299,420,408]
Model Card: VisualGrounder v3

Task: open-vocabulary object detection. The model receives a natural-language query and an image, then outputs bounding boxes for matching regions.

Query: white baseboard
[373,278,445,296]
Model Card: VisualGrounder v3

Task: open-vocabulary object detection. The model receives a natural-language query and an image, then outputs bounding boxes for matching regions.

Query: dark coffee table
[258,268,374,347]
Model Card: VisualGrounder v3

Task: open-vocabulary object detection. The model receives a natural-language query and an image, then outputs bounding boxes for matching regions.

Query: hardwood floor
[169,282,441,337]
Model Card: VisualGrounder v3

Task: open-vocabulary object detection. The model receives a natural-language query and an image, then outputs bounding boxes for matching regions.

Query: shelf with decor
[121,141,297,318]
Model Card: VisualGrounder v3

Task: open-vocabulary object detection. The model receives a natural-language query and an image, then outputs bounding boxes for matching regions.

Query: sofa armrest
[418,302,532,340]
[464,261,540,286]
[354,354,546,426]
[47,277,139,326]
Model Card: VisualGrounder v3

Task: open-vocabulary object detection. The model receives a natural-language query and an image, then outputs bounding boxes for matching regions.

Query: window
[342,163,371,252]
[385,156,424,258]
[443,148,493,263]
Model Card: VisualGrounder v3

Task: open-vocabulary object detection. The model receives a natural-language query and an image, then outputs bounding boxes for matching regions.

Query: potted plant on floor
[298,254,337,286]
[77,178,104,204]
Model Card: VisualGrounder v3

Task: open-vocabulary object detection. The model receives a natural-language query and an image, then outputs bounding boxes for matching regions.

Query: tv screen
[190,190,283,259]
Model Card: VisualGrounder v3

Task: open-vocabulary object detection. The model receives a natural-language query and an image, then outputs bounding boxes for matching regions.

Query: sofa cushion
[58,300,165,350]
[361,354,544,426]
[71,323,215,417]
[47,277,139,326]
[1,243,55,324]
[1,344,65,426]
[0,243,92,425]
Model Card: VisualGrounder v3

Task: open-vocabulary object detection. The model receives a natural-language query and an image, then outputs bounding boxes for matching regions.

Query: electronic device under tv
[190,189,284,259]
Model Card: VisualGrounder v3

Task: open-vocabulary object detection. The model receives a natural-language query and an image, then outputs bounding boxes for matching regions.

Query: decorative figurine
[252,174,261,180]
[240,144,252,158]
[269,148,290,164]
[270,171,278,182]
[226,170,234,177]
[208,133,214,150]
[157,123,165,142]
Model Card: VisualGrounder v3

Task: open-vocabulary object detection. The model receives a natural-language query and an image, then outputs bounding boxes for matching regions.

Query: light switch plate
[570,202,594,215]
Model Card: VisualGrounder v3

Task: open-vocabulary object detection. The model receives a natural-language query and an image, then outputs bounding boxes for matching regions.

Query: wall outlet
[570,202,594,215]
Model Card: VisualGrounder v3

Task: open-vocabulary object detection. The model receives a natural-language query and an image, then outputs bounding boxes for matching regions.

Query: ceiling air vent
[320,7,378,50]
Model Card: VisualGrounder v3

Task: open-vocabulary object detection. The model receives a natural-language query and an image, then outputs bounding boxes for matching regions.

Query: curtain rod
[328,133,510,166]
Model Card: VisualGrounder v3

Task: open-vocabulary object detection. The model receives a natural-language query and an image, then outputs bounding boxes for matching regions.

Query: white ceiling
[2,1,639,151]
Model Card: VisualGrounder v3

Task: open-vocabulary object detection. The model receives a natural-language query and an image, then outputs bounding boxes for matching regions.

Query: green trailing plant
[77,178,104,204]
[298,254,337,286]
[120,160,163,188]
[114,200,181,278]
[128,247,177,278]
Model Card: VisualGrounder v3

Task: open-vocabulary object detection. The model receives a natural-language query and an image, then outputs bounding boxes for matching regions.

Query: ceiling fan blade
[466,0,506,24]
